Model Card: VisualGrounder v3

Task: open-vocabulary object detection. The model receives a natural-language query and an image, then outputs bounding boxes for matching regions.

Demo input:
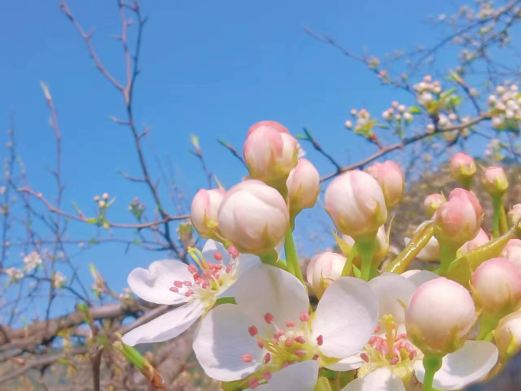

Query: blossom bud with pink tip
[482,166,509,197]
[367,160,404,208]
[286,159,320,217]
[458,228,490,256]
[325,170,387,239]
[495,309,521,359]
[471,258,521,316]
[190,188,226,239]
[450,152,476,185]
[433,188,483,248]
[306,252,346,298]
[217,180,289,254]
[243,121,299,187]
[502,239,521,270]
[406,277,477,355]
[423,193,446,218]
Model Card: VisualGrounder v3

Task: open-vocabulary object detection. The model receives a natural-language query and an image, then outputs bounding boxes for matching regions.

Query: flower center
[240,311,323,389]
[358,314,420,380]
[168,247,238,306]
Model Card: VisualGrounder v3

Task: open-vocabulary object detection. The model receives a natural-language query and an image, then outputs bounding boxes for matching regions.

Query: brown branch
[320,114,490,182]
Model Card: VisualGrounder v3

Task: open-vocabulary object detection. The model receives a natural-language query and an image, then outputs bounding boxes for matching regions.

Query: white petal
[202,239,232,264]
[234,264,309,331]
[402,269,439,287]
[122,300,203,346]
[369,273,416,324]
[324,354,364,371]
[193,303,261,381]
[341,367,406,391]
[218,254,261,298]
[413,340,498,390]
[254,361,319,391]
[128,259,191,305]
[313,277,378,358]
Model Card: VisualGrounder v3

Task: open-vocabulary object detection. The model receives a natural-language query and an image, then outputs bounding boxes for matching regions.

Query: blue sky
[0,1,465,310]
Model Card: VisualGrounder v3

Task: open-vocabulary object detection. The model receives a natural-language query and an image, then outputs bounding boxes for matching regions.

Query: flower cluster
[122,126,521,391]
[488,84,521,130]
[344,108,377,138]
[413,75,460,115]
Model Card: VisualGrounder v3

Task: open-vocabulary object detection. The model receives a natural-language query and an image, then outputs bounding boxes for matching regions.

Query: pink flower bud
[325,170,387,239]
[450,152,476,184]
[217,180,289,254]
[423,193,446,218]
[243,121,299,187]
[306,252,346,298]
[508,204,521,226]
[190,188,226,239]
[366,160,404,208]
[502,239,521,270]
[494,309,521,359]
[458,228,490,256]
[471,258,521,316]
[286,159,320,217]
[433,188,483,248]
[406,277,476,355]
[481,166,509,197]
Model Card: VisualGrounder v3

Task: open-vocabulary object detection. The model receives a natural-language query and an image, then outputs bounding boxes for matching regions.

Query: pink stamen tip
[248,326,258,337]
[169,287,179,293]
[299,312,310,322]
[312,354,319,360]
[294,349,306,358]
[183,281,192,287]
[263,353,272,364]
[390,356,399,365]
[241,353,253,363]
[225,265,232,273]
[262,372,272,381]
[184,290,193,297]
[248,379,259,389]
[409,351,417,360]
[274,330,284,340]
[257,340,265,349]
[360,352,369,362]
[213,251,223,261]
[174,280,183,288]
[228,246,239,258]
[264,313,274,324]
[316,335,323,346]
[295,336,306,344]
[284,337,294,347]
[285,321,296,328]
[188,265,197,274]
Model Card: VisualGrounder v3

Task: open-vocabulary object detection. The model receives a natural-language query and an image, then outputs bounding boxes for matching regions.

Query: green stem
[438,242,457,276]
[284,229,304,283]
[357,237,377,281]
[422,355,443,391]
[477,314,498,341]
[386,221,434,273]
[492,196,503,238]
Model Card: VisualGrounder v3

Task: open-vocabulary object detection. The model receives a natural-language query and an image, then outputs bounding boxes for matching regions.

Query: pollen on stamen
[299,312,310,322]
[264,312,274,324]
[263,352,272,364]
[241,353,253,363]
[213,251,223,261]
[248,325,258,336]
[316,335,323,346]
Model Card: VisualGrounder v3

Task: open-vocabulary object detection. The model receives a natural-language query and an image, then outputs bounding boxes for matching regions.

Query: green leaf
[409,106,422,114]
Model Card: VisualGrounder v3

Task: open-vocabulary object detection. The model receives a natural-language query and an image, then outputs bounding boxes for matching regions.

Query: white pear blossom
[193,264,379,390]
[339,274,498,391]
[122,240,259,346]
[23,251,42,272]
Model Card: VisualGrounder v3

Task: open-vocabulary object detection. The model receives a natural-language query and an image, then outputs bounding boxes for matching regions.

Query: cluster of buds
[52,272,67,289]
[381,101,413,123]
[121,118,521,391]
[93,192,111,209]
[23,251,42,272]
[4,267,23,283]
[344,108,376,138]
[128,197,145,220]
[488,84,521,130]
[414,75,460,115]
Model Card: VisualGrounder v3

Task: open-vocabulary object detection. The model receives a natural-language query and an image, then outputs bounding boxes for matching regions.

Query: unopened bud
[306,252,346,298]
[286,159,320,217]
[367,160,404,208]
[423,193,446,218]
[190,188,226,239]
[450,152,476,186]
[406,277,476,355]
[481,166,509,197]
